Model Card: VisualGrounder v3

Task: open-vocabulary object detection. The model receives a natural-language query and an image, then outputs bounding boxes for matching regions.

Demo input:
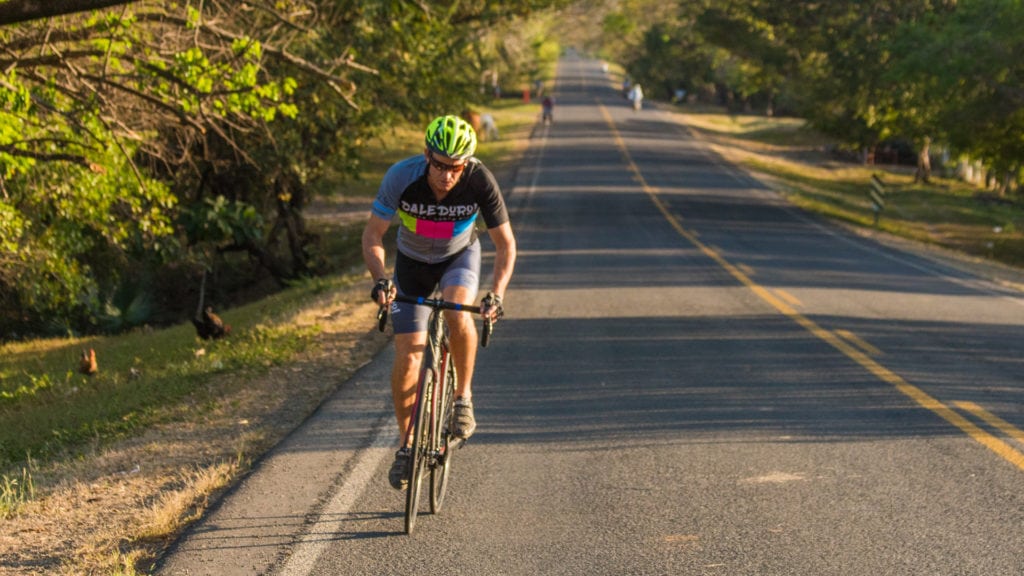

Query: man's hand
[480,291,504,322]
[371,278,395,305]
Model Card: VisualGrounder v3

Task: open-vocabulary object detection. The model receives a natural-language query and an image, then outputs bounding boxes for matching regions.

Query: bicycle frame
[377,294,491,534]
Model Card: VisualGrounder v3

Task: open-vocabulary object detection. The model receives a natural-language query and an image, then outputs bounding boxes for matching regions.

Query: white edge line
[275,417,397,576]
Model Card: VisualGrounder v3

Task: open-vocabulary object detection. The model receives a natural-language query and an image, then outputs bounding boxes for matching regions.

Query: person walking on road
[629,83,644,111]
[361,115,517,490]
[542,95,554,125]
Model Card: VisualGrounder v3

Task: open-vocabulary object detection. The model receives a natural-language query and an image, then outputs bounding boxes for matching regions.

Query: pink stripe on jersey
[416,219,455,239]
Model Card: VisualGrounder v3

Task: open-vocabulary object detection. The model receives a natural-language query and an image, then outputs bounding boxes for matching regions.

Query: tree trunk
[914,136,932,184]
[862,146,875,165]
[999,172,1011,197]
[271,170,312,277]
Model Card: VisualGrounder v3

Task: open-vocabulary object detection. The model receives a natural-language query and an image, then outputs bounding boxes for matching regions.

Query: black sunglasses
[428,153,467,174]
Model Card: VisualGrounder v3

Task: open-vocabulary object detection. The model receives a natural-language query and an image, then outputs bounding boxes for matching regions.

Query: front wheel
[430,354,457,513]
[405,348,436,534]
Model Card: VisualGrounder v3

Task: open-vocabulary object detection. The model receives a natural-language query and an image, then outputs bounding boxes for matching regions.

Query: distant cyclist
[362,115,517,489]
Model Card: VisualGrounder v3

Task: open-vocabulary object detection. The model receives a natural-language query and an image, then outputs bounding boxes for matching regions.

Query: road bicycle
[377,294,493,534]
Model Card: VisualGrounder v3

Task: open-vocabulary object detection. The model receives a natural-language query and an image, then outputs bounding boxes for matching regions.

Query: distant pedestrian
[481,113,499,141]
[629,83,644,111]
[541,96,554,125]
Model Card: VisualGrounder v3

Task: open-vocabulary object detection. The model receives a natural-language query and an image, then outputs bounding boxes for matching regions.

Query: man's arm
[362,214,392,304]
[486,222,516,298]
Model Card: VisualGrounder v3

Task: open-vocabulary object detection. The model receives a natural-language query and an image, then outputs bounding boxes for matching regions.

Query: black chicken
[193,306,231,340]
[193,270,231,340]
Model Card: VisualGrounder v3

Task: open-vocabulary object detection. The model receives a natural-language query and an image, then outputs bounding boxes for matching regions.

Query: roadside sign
[869,174,886,224]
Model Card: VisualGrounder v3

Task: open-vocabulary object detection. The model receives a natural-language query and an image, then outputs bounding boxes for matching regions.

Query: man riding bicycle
[361,115,517,490]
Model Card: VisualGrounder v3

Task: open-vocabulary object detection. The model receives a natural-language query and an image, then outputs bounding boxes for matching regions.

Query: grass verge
[674,108,1024,268]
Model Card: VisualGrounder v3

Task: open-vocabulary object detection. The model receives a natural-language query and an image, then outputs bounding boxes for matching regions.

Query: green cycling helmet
[425,115,478,160]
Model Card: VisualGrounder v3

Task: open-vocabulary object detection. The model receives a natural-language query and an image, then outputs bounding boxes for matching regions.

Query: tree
[0,1,371,335]
[893,0,1024,193]
[0,0,570,338]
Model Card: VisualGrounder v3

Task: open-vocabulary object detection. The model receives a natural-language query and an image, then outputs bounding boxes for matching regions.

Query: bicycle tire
[404,346,436,535]
[430,352,457,513]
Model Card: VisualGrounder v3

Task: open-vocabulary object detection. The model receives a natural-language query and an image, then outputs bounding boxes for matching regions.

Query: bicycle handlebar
[376,295,494,347]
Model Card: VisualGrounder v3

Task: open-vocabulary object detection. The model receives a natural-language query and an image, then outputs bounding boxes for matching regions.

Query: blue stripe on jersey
[453,216,477,235]
[372,199,396,218]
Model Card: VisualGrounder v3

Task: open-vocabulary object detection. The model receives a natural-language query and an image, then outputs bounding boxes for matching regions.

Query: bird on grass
[193,269,231,340]
[79,348,98,375]
[193,306,231,340]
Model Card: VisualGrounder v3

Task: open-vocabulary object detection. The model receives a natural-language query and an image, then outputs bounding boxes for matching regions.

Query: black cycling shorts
[391,240,481,334]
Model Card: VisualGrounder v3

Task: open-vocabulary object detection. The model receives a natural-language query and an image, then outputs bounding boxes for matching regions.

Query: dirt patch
[305,195,371,228]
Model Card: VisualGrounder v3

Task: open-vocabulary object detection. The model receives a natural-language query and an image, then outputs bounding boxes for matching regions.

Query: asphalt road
[157,53,1024,576]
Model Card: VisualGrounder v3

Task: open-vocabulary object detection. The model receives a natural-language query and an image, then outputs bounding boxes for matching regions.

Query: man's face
[425,151,467,195]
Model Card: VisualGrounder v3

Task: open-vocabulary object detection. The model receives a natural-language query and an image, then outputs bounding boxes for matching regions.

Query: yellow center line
[598,103,1024,473]
[954,401,1024,446]
[834,329,883,357]
[773,288,802,308]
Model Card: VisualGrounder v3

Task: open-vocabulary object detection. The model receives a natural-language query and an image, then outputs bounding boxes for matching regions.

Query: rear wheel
[430,354,457,513]
[404,348,436,535]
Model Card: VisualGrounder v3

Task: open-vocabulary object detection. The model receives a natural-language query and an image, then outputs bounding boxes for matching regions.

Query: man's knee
[393,334,425,365]
[445,310,475,335]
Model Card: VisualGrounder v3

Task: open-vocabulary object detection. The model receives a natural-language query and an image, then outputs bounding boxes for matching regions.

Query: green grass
[684,112,820,143]
[0,466,35,518]
[680,108,1024,267]
[0,274,350,468]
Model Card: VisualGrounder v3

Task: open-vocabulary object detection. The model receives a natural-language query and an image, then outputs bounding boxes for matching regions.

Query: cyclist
[362,115,517,490]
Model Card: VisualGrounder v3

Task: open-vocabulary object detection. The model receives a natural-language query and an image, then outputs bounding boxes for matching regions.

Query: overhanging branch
[0,0,139,26]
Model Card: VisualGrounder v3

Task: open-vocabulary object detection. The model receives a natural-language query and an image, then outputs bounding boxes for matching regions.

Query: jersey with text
[371,155,509,264]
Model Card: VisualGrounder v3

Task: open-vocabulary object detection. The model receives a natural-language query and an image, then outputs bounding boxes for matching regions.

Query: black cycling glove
[481,291,504,320]
[370,278,393,303]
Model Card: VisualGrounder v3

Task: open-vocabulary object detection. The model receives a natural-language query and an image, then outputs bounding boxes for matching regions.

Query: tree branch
[0,0,139,26]
[0,49,106,71]
[0,143,92,168]
[135,9,377,107]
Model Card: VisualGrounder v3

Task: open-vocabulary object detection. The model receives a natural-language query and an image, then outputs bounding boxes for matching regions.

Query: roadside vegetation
[678,110,1024,269]
[0,97,543,474]
[594,1,1024,205]
[0,0,569,340]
